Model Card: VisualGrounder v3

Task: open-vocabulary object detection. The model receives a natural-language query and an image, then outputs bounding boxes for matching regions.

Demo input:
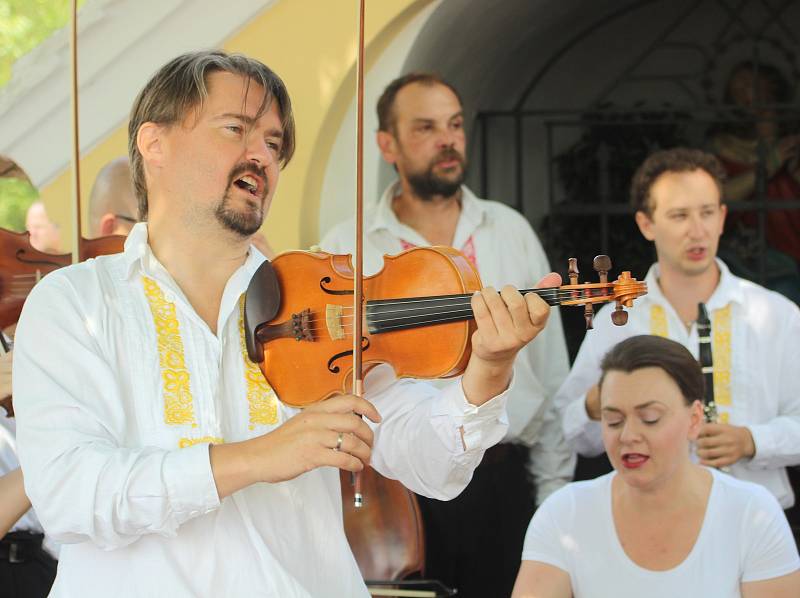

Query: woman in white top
[512,335,800,598]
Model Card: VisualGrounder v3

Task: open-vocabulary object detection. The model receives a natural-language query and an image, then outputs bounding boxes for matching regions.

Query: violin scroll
[559,255,647,329]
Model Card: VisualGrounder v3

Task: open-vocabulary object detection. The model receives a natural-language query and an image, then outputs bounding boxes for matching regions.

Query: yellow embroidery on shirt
[179,436,224,449]
[142,277,196,426]
[649,305,668,337]
[238,295,278,429]
[650,303,733,413]
[712,305,732,408]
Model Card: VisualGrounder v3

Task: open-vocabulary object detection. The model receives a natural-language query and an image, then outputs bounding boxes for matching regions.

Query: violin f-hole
[327,337,370,374]
[320,277,354,296]
[15,249,63,269]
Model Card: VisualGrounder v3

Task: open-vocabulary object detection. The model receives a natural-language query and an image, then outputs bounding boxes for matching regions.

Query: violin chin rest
[244,260,282,364]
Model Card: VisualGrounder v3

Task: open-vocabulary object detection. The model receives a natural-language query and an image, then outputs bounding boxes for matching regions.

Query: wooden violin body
[244,247,647,408]
[0,228,125,418]
[245,246,480,407]
[0,228,125,329]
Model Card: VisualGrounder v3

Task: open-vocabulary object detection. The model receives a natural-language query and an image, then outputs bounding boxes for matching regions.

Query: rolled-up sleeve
[366,364,510,500]
[13,273,220,550]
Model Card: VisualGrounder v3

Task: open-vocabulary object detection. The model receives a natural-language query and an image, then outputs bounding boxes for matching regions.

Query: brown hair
[376,72,463,133]
[128,50,295,220]
[598,335,704,406]
[629,148,726,216]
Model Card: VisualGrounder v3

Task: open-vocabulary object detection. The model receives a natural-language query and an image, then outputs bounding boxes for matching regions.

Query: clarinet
[696,303,717,423]
[697,303,730,472]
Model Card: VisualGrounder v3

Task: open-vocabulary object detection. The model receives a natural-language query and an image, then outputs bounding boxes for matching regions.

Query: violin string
[358,289,579,306]
[301,310,478,336]
[332,295,603,314]
[286,286,622,335]
[297,294,622,335]
[333,290,612,314]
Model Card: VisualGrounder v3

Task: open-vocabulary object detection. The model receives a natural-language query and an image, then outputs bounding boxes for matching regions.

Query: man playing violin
[12,50,559,597]
[555,147,800,541]
[322,72,573,598]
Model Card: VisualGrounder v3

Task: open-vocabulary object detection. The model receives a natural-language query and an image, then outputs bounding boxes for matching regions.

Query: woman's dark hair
[598,335,704,406]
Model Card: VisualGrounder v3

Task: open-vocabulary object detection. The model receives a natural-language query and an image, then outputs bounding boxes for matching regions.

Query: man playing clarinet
[555,147,800,541]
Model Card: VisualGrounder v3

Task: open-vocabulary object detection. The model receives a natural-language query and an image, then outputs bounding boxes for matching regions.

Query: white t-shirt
[521,469,799,597]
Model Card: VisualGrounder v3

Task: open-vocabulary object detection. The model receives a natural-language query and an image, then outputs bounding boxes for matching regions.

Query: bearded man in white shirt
[12,51,559,597]
[555,147,800,541]
[322,73,572,598]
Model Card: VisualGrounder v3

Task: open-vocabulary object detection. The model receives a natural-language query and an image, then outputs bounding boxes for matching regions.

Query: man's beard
[215,163,269,236]
[406,148,466,201]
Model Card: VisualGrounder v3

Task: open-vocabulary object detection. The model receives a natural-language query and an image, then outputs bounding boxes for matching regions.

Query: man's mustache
[433,148,464,165]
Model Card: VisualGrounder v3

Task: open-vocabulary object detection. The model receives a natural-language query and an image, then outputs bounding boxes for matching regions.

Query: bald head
[88,157,138,237]
[25,201,61,253]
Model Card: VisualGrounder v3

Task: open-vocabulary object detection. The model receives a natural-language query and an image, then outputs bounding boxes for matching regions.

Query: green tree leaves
[0,0,88,88]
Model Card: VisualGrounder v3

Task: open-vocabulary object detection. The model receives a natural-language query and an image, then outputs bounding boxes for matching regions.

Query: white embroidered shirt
[12,223,511,597]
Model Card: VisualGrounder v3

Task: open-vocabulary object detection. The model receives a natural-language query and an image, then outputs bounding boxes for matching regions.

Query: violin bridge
[326,304,345,340]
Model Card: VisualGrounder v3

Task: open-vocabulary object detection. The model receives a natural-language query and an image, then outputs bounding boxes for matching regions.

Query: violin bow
[69,0,83,265]
[351,0,366,508]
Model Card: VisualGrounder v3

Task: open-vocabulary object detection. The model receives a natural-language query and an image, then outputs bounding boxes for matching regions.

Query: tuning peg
[568,258,579,285]
[611,304,628,326]
[593,255,612,284]
[584,303,594,330]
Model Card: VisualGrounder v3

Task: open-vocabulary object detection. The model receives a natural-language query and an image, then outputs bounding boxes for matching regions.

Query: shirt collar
[120,222,267,328]
[370,182,489,245]
[643,257,744,309]
[121,222,150,280]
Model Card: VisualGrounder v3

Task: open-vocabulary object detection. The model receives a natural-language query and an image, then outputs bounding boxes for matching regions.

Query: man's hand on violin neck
[210,395,381,499]
[462,274,559,406]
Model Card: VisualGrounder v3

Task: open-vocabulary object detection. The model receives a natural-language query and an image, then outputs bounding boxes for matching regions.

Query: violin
[0,229,125,330]
[0,230,124,418]
[243,247,646,408]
